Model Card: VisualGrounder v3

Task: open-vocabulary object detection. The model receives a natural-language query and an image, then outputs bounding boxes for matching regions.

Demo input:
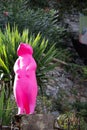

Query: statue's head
[17,43,33,56]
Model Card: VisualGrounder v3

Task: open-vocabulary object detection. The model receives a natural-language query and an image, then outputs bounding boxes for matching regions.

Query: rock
[64,13,79,39]
[51,111,59,117]
[45,67,74,99]
[14,114,57,130]
[2,126,11,130]
[43,66,87,113]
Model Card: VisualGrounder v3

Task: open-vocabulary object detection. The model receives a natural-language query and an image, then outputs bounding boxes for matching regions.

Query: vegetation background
[0,0,87,129]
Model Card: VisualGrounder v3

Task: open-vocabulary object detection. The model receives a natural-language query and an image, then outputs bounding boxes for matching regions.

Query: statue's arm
[14,58,20,73]
[26,57,37,76]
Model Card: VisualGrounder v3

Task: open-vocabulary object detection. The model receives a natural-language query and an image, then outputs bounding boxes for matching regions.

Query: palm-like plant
[0,25,57,95]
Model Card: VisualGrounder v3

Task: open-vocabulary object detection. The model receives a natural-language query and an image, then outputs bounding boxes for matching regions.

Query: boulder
[14,114,58,130]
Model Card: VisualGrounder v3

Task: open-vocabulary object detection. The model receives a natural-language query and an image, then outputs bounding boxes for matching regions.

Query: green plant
[36,95,52,113]
[24,0,49,9]
[82,66,87,79]
[0,0,24,30]
[56,48,72,62]
[72,101,87,120]
[49,0,87,12]
[0,2,67,48]
[0,85,16,125]
[22,9,67,48]
[52,88,72,113]
[56,112,87,130]
[0,24,57,95]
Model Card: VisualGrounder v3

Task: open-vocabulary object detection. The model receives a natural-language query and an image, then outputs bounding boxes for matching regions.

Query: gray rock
[45,67,87,107]
[14,114,56,130]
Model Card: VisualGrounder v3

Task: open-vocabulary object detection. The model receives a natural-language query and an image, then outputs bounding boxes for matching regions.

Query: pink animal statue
[13,43,38,115]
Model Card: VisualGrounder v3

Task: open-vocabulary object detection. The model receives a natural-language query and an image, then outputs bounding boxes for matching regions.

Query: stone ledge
[14,114,58,130]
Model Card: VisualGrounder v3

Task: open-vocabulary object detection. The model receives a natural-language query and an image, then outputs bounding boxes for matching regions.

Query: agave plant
[0,24,57,95]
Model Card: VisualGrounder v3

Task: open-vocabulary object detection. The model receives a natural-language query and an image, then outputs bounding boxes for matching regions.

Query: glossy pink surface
[13,43,38,114]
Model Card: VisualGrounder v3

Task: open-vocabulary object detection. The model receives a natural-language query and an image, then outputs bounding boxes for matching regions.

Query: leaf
[0,58,9,73]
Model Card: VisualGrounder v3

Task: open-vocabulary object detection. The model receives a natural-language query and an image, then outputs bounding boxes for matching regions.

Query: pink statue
[13,43,38,114]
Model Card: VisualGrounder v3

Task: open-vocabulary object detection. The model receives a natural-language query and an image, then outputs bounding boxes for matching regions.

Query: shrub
[0,1,67,48]
[56,112,87,130]
[0,25,57,95]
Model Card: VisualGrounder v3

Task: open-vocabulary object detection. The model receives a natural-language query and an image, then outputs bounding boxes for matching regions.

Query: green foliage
[52,88,72,113]
[50,0,87,12]
[63,63,84,79]
[36,96,52,113]
[0,0,24,30]
[57,112,87,130]
[0,24,29,80]
[18,9,66,48]
[0,85,16,125]
[0,1,67,48]
[82,66,87,79]
[24,0,49,9]
[56,48,72,62]
[72,101,87,119]
[0,25,57,90]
